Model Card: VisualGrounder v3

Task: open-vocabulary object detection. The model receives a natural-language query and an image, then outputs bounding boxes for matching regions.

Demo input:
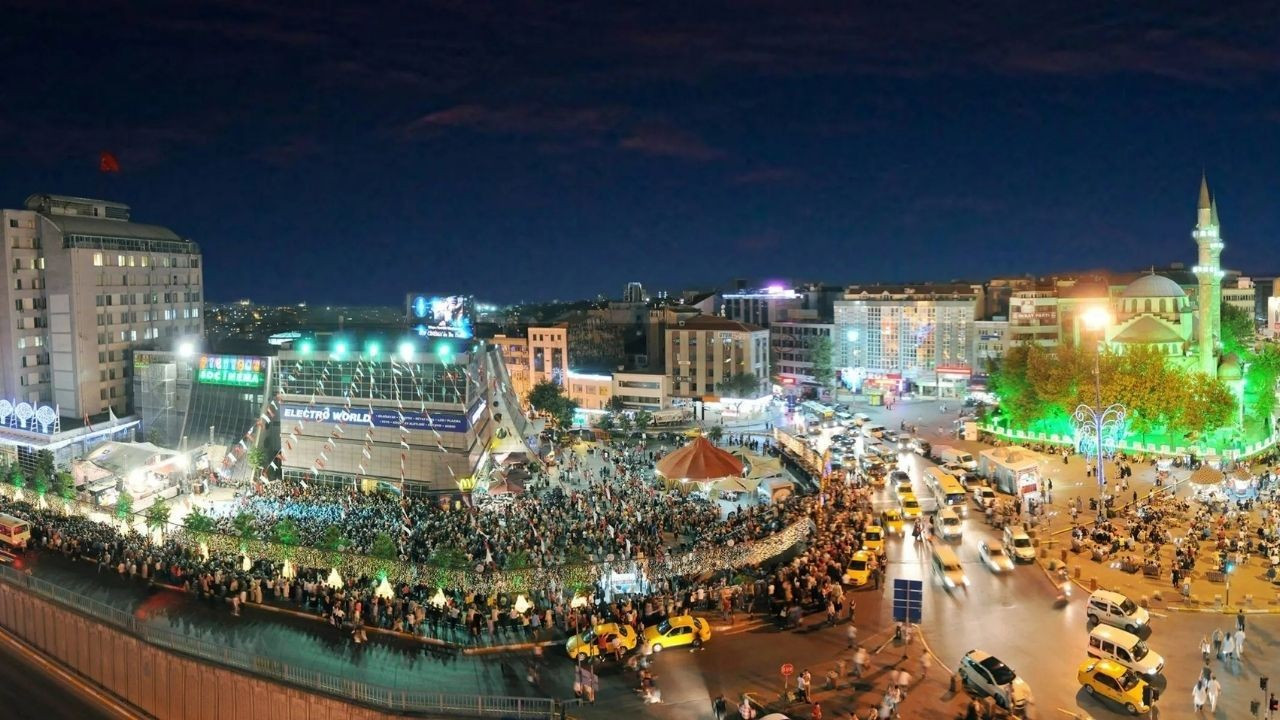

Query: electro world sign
[280,404,469,433]
[197,355,266,388]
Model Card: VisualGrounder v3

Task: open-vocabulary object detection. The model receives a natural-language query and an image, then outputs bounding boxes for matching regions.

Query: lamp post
[1073,308,1126,521]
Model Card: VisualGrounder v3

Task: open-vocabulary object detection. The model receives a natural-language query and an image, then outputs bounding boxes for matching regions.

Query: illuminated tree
[1221,303,1255,355]
[145,498,171,540]
[634,410,653,433]
[707,425,725,444]
[114,491,134,523]
[810,335,835,391]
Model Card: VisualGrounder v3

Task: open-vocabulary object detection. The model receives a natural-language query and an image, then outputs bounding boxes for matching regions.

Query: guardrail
[0,565,559,719]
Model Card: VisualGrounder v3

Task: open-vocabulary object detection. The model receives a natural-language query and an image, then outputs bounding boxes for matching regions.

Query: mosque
[1090,175,1237,383]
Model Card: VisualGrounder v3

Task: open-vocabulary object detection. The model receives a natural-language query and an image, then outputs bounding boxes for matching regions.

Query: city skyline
[3,3,1280,305]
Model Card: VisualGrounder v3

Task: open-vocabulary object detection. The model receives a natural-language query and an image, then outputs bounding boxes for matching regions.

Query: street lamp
[1073,308,1125,520]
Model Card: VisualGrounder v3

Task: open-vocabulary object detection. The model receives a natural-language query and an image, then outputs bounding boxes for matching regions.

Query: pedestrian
[796,669,811,703]
[826,599,837,626]
[1199,635,1211,663]
[846,623,857,649]
[1207,674,1220,713]
[1235,627,1246,658]
[853,646,868,677]
[1212,628,1223,657]
[1192,680,1207,713]
[811,702,822,720]
[712,693,727,720]
[895,667,912,695]
[920,652,932,678]
[1221,631,1235,662]
[1236,608,1246,633]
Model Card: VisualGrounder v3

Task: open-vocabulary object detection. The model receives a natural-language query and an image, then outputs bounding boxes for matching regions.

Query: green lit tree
[9,468,26,496]
[232,511,256,548]
[634,410,653,433]
[371,532,398,560]
[272,517,299,549]
[318,525,347,567]
[810,335,835,391]
[596,414,616,432]
[607,395,627,414]
[184,506,215,542]
[145,498,171,540]
[1246,344,1280,422]
[54,472,76,509]
[32,471,49,502]
[527,381,578,429]
[1174,372,1237,441]
[246,446,267,472]
[114,491,134,524]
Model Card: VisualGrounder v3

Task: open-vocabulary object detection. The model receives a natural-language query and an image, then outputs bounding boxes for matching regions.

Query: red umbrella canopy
[655,436,745,481]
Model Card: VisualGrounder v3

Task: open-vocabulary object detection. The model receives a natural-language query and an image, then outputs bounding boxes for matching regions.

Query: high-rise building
[623,282,647,303]
[834,284,982,397]
[0,194,203,419]
[664,315,769,399]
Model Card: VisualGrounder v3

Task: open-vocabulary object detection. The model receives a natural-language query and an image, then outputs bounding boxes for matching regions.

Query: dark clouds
[1,1,1279,303]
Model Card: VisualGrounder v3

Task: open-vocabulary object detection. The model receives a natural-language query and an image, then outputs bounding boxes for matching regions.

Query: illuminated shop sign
[197,355,266,388]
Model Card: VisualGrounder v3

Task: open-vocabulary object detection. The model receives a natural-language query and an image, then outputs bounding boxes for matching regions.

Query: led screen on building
[197,355,266,388]
[407,294,474,340]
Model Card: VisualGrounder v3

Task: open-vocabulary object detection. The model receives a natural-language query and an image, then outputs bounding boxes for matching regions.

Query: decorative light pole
[1073,308,1126,520]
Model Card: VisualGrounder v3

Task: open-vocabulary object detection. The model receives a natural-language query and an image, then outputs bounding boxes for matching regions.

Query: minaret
[1192,174,1224,375]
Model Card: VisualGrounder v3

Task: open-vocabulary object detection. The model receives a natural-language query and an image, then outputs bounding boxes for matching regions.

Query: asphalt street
[0,628,117,720]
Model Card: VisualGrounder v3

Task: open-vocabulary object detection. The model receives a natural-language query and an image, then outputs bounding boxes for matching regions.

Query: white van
[0,514,31,548]
[1003,527,1036,563]
[936,508,963,541]
[936,445,977,471]
[1087,625,1164,677]
[862,424,886,439]
[931,545,968,590]
[1086,590,1150,633]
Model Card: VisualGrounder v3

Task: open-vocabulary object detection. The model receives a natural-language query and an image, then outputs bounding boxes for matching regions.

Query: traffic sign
[780,663,794,677]
[892,578,923,623]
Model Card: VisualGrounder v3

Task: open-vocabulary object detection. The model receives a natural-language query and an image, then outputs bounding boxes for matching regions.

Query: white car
[958,650,1032,714]
[978,540,1014,573]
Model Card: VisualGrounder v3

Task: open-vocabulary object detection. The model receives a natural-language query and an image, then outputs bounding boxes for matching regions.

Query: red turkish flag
[99,151,120,173]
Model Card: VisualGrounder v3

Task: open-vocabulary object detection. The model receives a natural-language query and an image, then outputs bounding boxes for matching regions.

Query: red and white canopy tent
[655,436,746,493]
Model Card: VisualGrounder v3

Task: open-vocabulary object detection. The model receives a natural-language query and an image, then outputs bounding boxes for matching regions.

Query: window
[7,219,15,228]
[13,299,21,311]
[93,252,104,266]
[117,255,124,266]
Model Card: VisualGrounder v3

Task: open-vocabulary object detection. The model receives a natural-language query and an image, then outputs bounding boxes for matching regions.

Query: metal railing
[0,565,558,719]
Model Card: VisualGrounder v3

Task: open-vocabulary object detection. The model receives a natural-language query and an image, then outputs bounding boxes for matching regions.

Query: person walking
[1199,635,1211,663]
[1234,627,1246,659]
[1212,628,1223,658]
[1236,608,1246,633]
[846,623,857,649]
[853,645,869,677]
[712,693,727,720]
[1192,679,1207,713]
[1207,674,1221,713]
[1221,631,1235,663]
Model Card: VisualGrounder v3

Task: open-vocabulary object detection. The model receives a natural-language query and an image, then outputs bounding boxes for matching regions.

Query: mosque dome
[1121,274,1186,299]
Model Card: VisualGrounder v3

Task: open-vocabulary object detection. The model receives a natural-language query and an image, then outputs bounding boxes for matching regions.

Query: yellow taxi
[1077,658,1150,715]
[565,622,638,661]
[861,525,885,554]
[899,492,922,519]
[880,508,905,534]
[843,550,875,587]
[643,615,711,652]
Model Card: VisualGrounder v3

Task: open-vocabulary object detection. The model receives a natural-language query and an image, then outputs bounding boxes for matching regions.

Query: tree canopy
[527,381,578,428]
[991,343,1239,442]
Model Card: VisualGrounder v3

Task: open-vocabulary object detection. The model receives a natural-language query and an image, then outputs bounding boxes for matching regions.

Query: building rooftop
[676,315,765,332]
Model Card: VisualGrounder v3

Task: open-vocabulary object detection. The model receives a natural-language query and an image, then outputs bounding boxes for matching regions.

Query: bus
[0,513,31,548]
[800,401,836,426]
[927,468,968,516]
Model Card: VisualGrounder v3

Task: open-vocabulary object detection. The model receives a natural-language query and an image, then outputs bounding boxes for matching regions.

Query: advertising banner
[280,404,468,433]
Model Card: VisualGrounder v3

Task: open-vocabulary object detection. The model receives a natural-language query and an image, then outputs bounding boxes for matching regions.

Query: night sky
[3,2,1279,305]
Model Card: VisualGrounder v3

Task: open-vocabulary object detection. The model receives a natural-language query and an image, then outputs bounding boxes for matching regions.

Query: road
[860,400,1277,720]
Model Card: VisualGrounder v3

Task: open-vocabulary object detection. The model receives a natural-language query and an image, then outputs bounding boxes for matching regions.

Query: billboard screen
[197,354,266,388]
[407,294,474,340]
